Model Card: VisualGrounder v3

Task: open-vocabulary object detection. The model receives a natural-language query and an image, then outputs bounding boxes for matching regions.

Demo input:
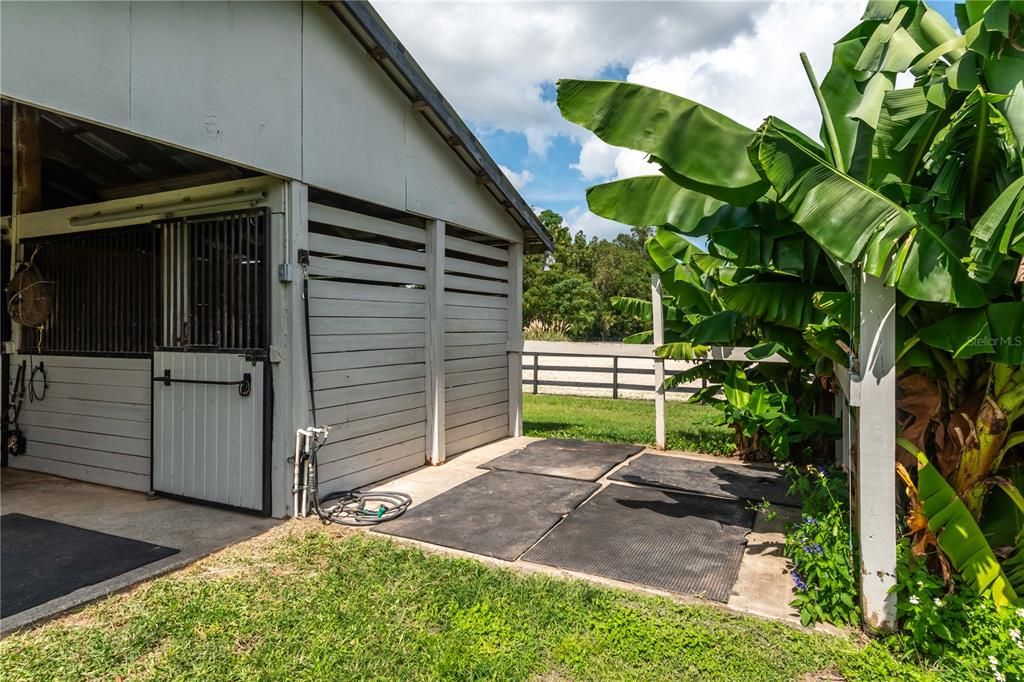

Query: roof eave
[322,0,553,253]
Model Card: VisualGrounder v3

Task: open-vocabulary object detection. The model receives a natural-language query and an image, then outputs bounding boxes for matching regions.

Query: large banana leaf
[923,87,1021,219]
[586,176,724,232]
[908,444,1019,609]
[750,116,989,307]
[917,302,1024,364]
[855,7,924,75]
[988,478,1024,597]
[718,283,835,329]
[967,175,1024,282]
[557,79,768,205]
[683,310,743,344]
[816,6,939,179]
[818,22,878,176]
[647,229,703,272]
[659,277,715,316]
[869,87,939,187]
[609,296,690,325]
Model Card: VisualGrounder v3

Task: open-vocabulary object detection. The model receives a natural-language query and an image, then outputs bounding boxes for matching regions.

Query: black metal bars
[155,208,268,354]
[22,226,153,355]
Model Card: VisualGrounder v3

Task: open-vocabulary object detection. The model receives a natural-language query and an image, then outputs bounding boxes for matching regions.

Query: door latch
[155,369,253,397]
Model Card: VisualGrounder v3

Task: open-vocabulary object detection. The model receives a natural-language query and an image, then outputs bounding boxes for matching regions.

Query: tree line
[523,209,650,341]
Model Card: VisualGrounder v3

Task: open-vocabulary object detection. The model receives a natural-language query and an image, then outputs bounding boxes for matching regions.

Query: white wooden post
[855,273,897,630]
[507,242,524,437]
[271,179,307,518]
[425,220,446,465]
[651,273,666,450]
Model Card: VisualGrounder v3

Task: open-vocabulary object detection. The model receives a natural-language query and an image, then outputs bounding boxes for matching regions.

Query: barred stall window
[21,226,154,356]
[18,208,269,357]
[156,209,268,354]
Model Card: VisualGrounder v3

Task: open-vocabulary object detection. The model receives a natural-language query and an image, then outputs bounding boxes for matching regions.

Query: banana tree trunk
[954,364,1024,519]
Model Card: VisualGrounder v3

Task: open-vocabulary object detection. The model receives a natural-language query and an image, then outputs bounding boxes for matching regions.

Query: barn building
[0,1,551,517]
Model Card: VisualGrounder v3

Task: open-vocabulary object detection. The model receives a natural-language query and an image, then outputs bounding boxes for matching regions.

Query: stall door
[151,209,269,512]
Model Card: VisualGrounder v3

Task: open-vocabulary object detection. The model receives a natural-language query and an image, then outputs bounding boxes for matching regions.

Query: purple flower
[802,515,817,526]
[791,572,807,591]
[816,465,828,478]
[803,543,823,556]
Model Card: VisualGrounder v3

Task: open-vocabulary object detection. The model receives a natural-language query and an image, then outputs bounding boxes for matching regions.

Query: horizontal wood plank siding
[7,354,151,491]
[307,202,429,490]
[443,230,511,456]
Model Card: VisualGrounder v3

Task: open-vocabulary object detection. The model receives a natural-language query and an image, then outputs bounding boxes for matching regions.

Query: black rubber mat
[609,453,798,507]
[524,484,753,601]
[374,471,598,560]
[1,513,179,618]
[480,439,644,481]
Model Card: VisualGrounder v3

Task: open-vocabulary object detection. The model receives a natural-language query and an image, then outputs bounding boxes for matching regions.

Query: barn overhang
[323,1,553,253]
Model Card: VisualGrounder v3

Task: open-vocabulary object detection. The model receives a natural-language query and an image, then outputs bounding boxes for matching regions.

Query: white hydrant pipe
[293,426,329,518]
[292,431,304,518]
[301,432,312,517]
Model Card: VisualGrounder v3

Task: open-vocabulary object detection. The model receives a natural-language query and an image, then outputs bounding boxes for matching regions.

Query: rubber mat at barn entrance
[610,453,798,507]
[1,513,179,618]
[374,470,598,561]
[523,484,753,601]
[480,438,644,481]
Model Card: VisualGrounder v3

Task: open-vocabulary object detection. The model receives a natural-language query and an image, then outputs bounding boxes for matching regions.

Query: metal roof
[323,1,553,252]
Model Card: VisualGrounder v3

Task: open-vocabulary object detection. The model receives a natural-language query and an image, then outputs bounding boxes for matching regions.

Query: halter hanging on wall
[5,248,53,352]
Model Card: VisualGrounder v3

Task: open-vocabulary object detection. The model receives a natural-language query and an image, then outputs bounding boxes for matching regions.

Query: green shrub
[890,541,1024,681]
[783,465,860,627]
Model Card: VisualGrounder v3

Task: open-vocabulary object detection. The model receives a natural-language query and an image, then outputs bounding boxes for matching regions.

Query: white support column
[507,242,524,437]
[651,273,666,450]
[270,179,308,518]
[425,220,446,465]
[855,273,897,630]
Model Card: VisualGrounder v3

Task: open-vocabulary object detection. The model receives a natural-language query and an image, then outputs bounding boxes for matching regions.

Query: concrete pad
[727,505,801,622]
[1,469,278,634]
[368,436,540,507]
[367,438,801,626]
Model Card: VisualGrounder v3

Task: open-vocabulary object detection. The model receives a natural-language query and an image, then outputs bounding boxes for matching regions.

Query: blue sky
[476,64,630,226]
[378,1,961,242]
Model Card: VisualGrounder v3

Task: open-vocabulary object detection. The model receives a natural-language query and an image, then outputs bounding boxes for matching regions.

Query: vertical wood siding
[306,203,429,491]
[151,352,264,510]
[7,354,152,491]
[443,231,510,456]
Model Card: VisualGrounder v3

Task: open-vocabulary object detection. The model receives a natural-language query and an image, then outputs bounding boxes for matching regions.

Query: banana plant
[556,0,1024,603]
[897,440,1019,609]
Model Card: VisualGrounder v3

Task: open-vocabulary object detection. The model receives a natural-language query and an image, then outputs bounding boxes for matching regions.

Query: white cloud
[565,205,631,241]
[374,1,867,240]
[625,2,861,137]
[585,1,864,186]
[499,164,534,191]
[375,1,761,155]
[572,135,618,180]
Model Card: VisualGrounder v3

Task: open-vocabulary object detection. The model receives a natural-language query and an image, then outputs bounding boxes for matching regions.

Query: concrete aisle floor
[1,469,279,634]
[369,437,801,625]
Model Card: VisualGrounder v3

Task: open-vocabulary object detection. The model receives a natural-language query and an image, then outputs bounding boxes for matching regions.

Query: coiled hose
[304,429,411,526]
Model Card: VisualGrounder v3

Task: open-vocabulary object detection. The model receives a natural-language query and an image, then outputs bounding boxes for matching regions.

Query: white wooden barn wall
[443,232,510,456]
[306,203,430,491]
[1,1,523,245]
[305,203,516,488]
[7,354,152,492]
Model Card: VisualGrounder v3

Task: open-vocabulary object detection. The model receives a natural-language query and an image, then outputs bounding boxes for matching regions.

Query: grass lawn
[524,393,734,455]
[0,526,941,681]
